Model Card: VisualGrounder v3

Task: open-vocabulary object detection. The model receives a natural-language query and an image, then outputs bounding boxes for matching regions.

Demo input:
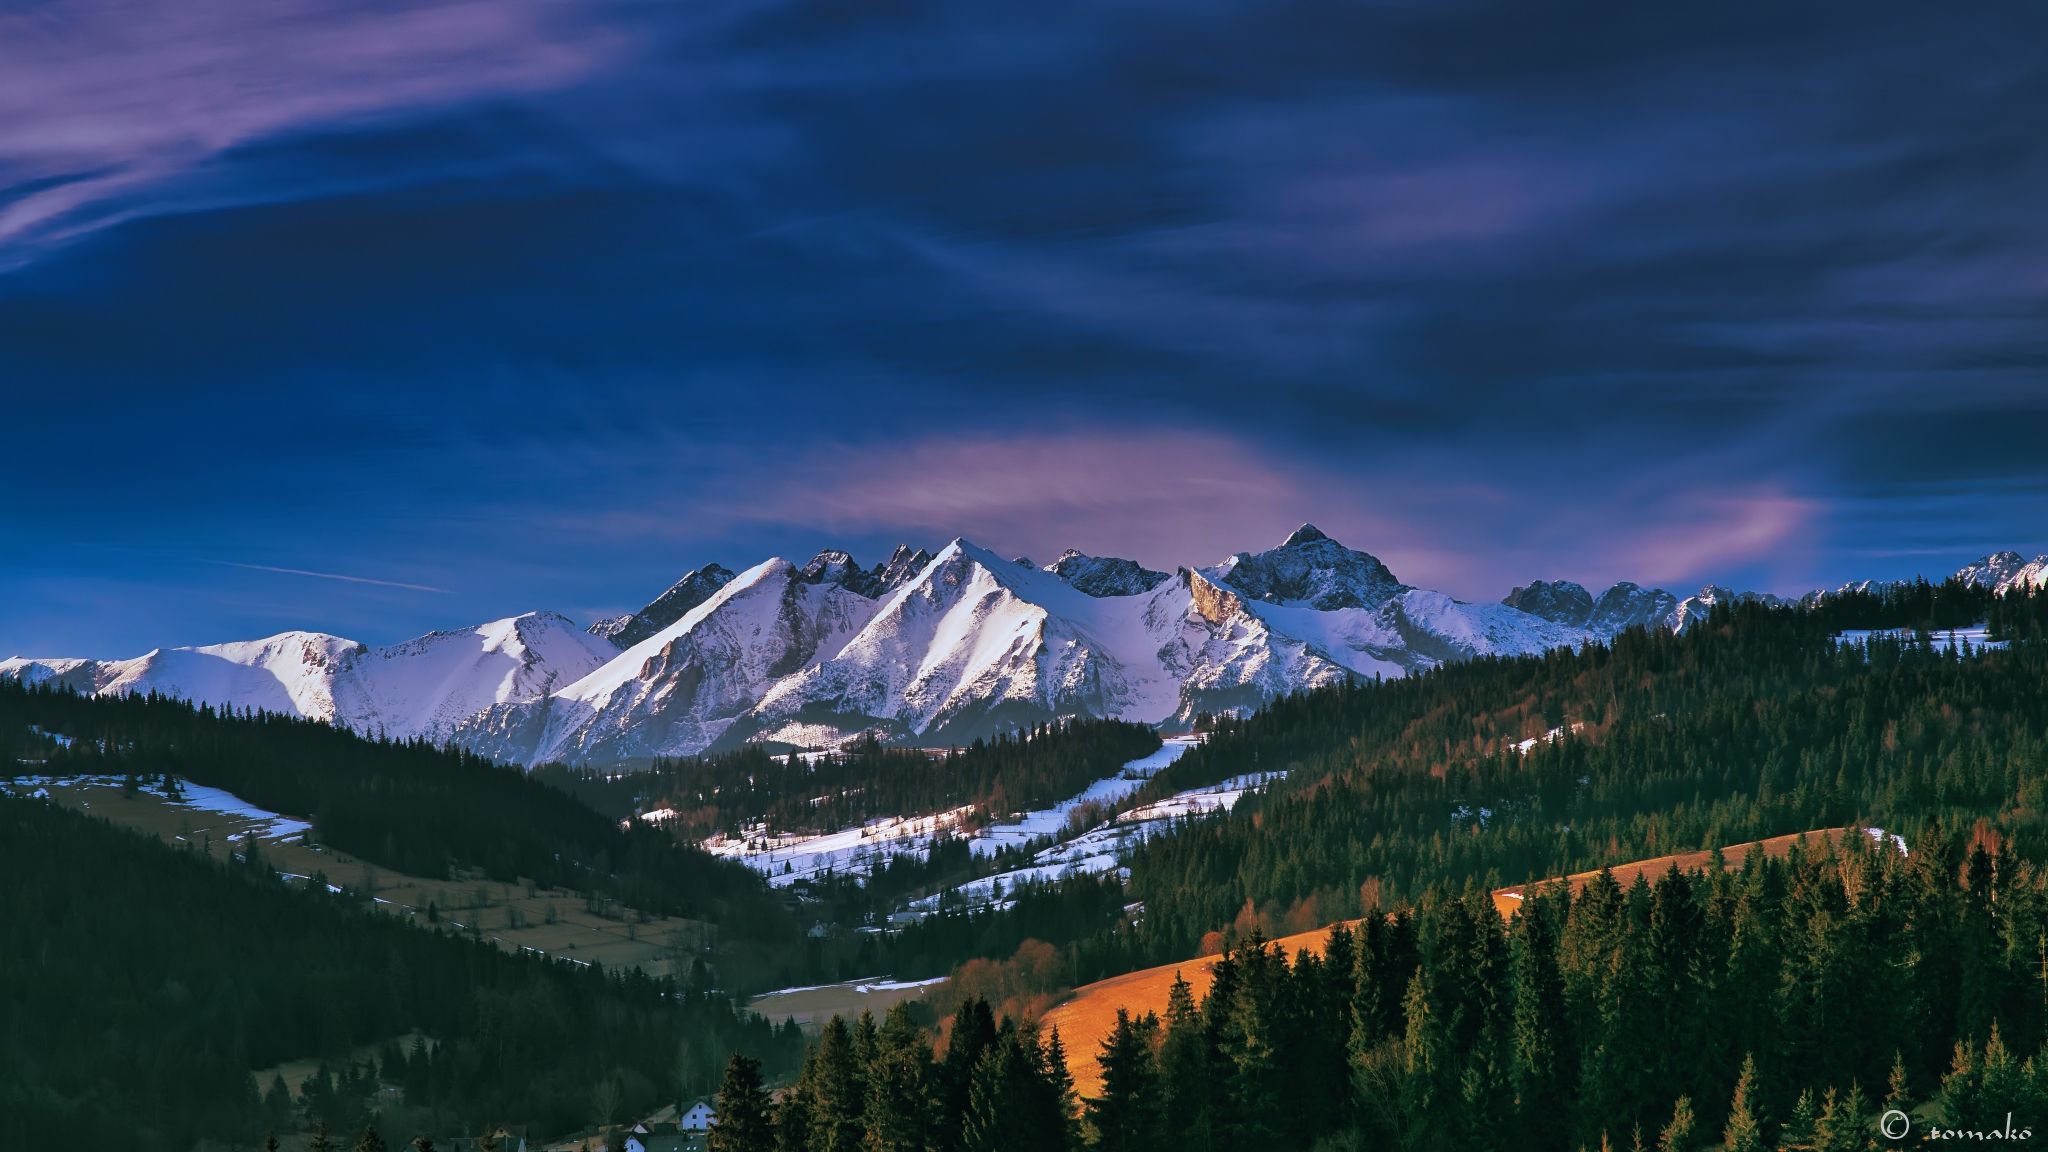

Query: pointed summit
[589,562,738,648]
[1207,526,1404,610]
[1282,522,1330,548]
[1043,549,1170,597]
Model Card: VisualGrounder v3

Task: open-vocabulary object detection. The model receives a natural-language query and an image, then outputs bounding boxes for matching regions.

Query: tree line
[0,794,804,1149]
[707,826,2048,1151]
[540,719,1161,841]
[880,598,2048,993]
[0,680,806,990]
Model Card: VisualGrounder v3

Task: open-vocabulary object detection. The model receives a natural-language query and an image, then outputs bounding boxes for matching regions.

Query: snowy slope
[590,563,736,648]
[1043,550,1171,597]
[332,612,616,743]
[1,617,613,746]
[80,631,363,720]
[454,558,887,764]
[741,540,1166,746]
[1956,551,2030,590]
[1203,523,1406,610]
[1954,550,2048,592]
[34,524,2022,767]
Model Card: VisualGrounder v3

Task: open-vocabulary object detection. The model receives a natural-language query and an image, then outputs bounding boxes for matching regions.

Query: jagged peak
[1281,522,1330,548]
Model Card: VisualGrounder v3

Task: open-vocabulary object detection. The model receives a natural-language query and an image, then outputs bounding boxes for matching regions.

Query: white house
[681,1097,718,1131]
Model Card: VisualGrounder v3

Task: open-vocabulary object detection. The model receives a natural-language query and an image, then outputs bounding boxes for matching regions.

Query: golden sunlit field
[1049,827,1872,1100]
[1043,921,1355,1100]
[1488,826,1866,919]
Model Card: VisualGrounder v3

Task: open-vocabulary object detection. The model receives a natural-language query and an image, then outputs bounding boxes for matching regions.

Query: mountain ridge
[8,534,2036,766]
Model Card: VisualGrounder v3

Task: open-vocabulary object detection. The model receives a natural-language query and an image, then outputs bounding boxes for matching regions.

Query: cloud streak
[204,560,450,595]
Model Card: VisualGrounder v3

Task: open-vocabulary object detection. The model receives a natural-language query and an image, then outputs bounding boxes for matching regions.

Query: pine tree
[939,999,999,1152]
[961,1035,1029,1152]
[1780,1089,1817,1151]
[1509,893,1572,1152]
[811,1016,865,1152]
[710,1053,776,1152]
[1041,1027,1082,1152]
[864,1006,935,1152]
[410,1138,436,1152]
[1657,1095,1695,1152]
[1814,1084,1873,1152]
[1721,1055,1763,1152]
[1086,1010,1164,1152]
[1158,974,1214,1152]
[311,1122,336,1152]
[354,1126,388,1152]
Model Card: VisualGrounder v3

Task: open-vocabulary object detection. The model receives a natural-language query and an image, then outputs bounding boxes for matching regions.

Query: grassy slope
[1050,826,1864,1100]
[22,777,707,977]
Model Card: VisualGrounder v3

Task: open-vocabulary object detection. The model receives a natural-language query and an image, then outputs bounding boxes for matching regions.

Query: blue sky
[4,0,2045,654]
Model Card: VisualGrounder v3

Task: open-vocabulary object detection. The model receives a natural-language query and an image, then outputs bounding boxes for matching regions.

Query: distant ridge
[8,534,2035,767]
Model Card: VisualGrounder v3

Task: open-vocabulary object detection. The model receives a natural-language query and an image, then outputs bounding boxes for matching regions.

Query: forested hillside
[870,588,2048,997]
[744,830,2048,1152]
[0,796,804,1149]
[0,681,805,984]
[540,718,1161,836]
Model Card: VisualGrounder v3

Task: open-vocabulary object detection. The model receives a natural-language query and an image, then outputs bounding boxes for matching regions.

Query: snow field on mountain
[909,768,1285,915]
[965,736,1198,858]
[702,805,978,888]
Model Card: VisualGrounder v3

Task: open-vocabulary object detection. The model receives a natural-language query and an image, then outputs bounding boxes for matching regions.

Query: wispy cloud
[204,560,449,594]
[0,0,622,265]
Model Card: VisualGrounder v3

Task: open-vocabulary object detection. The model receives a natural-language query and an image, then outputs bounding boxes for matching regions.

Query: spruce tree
[960,1036,1028,1152]
[311,1122,336,1152]
[811,1016,865,1152]
[1086,1010,1164,1152]
[939,999,999,1152]
[1657,1095,1695,1152]
[710,1053,775,1152]
[1158,974,1214,1152]
[1041,1027,1082,1152]
[864,1006,935,1152]
[354,1125,388,1152]
[1721,1055,1763,1152]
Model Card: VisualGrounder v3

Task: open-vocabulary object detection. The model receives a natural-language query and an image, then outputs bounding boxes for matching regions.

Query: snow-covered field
[702,805,977,887]
[963,736,1198,858]
[0,773,311,842]
[910,769,1285,914]
[1836,625,2006,654]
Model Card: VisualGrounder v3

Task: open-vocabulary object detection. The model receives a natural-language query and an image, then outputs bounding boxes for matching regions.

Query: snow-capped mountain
[1043,550,1171,598]
[1955,550,2048,593]
[1503,579,1682,637]
[1201,523,1405,610]
[1957,551,2030,590]
[589,563,736,648]
[455,557,887,764]
[15,529,2040,767]
[0,613,616,746]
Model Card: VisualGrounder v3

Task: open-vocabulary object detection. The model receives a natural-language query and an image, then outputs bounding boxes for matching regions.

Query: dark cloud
[3,0,2045,651]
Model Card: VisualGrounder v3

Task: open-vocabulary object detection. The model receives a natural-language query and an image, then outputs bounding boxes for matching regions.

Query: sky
[3,0,2046,654]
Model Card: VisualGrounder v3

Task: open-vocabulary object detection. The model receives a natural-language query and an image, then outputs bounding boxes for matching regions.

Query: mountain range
[7,529,2042,767]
